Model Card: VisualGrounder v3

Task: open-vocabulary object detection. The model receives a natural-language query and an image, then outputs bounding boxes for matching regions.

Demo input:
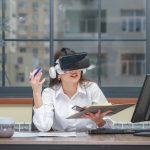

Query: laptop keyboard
[88,128,150,134]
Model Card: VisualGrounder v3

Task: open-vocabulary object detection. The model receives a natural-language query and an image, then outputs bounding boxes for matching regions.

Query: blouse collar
[55,83,86,98]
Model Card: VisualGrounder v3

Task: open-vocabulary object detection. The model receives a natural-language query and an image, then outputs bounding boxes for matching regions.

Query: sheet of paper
[37,132,76,137]
[13,132,38,138]
[13,131,77,137]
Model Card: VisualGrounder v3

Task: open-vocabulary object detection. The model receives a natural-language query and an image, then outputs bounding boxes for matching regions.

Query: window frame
[121,9,146,33]
[0,0,149,98]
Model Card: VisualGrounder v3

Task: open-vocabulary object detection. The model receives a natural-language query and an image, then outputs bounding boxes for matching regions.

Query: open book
[67,103,135,119]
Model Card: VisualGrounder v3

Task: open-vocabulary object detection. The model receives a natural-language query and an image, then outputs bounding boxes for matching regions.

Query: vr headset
[49,49,90,79]
[59,52,90,71]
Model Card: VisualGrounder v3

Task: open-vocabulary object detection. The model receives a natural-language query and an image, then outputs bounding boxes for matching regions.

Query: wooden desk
[0,134,150,150]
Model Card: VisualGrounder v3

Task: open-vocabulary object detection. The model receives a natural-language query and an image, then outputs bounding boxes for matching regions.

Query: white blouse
[33,82,113,132]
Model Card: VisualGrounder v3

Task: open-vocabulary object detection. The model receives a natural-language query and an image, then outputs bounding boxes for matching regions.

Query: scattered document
[13,132,38,138]
[38,131,76,137]
[13,131,77,138]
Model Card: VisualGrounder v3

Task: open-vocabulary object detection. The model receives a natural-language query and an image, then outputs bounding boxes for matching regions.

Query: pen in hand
[29,67,42,81]
[34,67,42,77]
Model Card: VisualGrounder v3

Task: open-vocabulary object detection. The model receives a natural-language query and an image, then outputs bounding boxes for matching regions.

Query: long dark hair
[49,48,89,88]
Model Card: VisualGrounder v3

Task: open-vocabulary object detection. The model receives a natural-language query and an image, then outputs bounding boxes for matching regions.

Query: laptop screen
[131,74,150,122]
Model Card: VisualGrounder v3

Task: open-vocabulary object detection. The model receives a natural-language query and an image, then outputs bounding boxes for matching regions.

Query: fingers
[29,69,38,81]
[86,112,95,118]
[81,109,112,120]
[36,72,42,81]
[81,109,113,128]
[101,110,113,117]
[81,114,91,119]
[81,112,95,119]
[29,69,43,81]
[40,78,46,85]
[29,72,33,81]
[31,69,38,76]
[94,109,112,117]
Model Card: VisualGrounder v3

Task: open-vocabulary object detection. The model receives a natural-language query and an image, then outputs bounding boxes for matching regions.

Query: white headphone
[49,59,64,79]
[81,69,86,75]
[49,67,57,79]
[49,59,87,79]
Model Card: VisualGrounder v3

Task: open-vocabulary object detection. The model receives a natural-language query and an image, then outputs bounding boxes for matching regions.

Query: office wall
[111,106,135,122]
[0,104,135,123]
[0,104,32,122]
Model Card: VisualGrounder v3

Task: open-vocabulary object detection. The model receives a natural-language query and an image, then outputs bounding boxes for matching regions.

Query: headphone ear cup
[49,67,56,79]
[82,69,86,74]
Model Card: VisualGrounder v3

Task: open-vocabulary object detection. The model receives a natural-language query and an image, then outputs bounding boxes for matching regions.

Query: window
[101,53,107,76]
[44,24,49,33]
[18,24,28,33]
[32,24,38,32]
[88,53,107,77]
[45,47,49,54]
[17,57,23,64]
[101,10,107,33]
[18,1,28,11]
[32,1,39,11]
[43,2,49,12]
[121,9,146,32]
[121,53,145,76]
[32,48,38,57]
[16,73,25,82]
[65,10,106,34]
[19,48,26,53]
[18,13,27,24]
[80,10,98,33]
[32,13,39,21]
[0,0,147,98]
[6,0,50,39]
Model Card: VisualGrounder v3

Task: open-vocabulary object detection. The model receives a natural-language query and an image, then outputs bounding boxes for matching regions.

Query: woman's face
[59,70,81,84]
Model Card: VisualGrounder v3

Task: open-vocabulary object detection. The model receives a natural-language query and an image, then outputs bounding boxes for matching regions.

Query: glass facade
[0,0,148,97]
[5,41,50,86]
[54,0,99,39]
[101,0,146,39]
[5,0,50,39]
[101,41,146,87]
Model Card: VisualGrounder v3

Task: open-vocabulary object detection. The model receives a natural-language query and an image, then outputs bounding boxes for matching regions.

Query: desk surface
[0,134,150,145]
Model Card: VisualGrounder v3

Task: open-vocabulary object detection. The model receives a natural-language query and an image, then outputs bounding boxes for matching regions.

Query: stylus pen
[34,67,42,77]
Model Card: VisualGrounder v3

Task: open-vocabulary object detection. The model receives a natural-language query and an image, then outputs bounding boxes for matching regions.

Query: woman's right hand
[29,69,45,94]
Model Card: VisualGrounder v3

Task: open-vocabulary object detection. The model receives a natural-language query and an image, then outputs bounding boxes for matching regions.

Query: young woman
[29,48,113,132]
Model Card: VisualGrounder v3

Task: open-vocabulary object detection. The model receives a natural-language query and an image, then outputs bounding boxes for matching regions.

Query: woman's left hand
[81,110,112,127]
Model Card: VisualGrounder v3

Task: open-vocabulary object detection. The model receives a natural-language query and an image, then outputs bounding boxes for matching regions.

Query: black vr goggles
[58,48,90,71]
